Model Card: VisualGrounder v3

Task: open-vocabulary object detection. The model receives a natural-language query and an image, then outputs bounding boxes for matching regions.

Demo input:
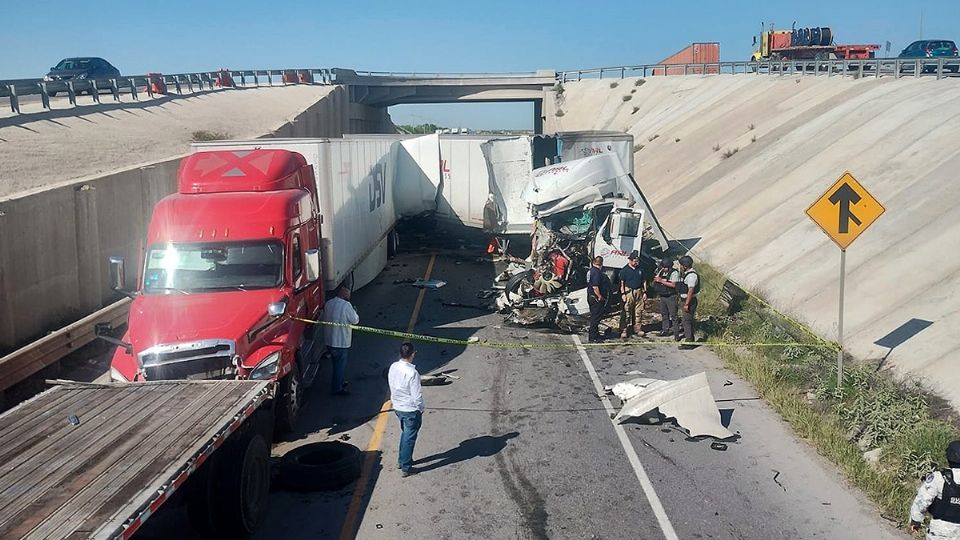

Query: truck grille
[139,340,236,381]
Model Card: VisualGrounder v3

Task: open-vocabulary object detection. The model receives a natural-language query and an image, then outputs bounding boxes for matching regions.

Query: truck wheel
[275,363,302,433]
[187,432,271,536]
[387,230,399,258]
[278,441,361,491]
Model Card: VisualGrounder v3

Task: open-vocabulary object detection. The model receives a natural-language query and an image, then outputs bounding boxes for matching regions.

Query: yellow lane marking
[337,253,436,540]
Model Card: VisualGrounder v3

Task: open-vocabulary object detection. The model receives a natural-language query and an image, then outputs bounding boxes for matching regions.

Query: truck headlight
[110,366,130,382]
[249,351,281,380]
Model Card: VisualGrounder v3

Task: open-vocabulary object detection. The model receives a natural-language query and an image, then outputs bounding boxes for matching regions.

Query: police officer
[910,440,960,539]
[677,255,699,350]
[587,256,611,343]
[618,251,646,339]
[652,258,681,339]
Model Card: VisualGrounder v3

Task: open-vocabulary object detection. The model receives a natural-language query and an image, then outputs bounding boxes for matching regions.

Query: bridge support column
[533,99,543,134]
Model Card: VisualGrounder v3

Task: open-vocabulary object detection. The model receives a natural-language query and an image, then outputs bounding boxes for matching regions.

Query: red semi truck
[107,149,332,432]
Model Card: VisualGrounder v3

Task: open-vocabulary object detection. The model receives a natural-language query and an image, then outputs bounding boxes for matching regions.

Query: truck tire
[278,441,361,491]
[387,230,399,258]
[187,431,271,537]
[275,363,302,434]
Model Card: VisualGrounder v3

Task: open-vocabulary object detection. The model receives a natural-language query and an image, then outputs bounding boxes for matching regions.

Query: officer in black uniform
[910,440,960,539]
[586,256,610,342]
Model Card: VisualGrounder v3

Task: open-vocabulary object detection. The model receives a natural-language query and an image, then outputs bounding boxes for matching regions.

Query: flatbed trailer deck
[0,380,272,540]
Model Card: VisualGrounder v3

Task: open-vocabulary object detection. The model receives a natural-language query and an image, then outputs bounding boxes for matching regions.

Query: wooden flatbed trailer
[0,380,273,539]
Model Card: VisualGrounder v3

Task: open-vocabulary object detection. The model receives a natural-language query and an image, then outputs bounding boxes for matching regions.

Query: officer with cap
[677,255,699,349]
[652,258,681,339]
[911,440,960,538]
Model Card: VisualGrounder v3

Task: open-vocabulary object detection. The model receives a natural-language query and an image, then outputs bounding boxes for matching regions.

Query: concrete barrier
[0,87,360,355]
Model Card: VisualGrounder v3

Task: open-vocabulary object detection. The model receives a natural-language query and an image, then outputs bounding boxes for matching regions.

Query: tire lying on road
[278,441,362,491]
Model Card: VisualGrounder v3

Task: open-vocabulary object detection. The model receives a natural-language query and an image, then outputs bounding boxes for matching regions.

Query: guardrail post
[145,76,153,98]
[267,71,273,85]
[620,67,625,79]
[110,79,120,102]
[894,59,901,79]
[67,81,77,105]
[128,78,138,101]
[172,76,182,94]
[186,75,194,93]
[253,71,260,86]
[240,71,247,86]
[915,59,921,78]
[938,58,944,80]
[7,85,19,114]
[91,80,101,104]
[858,61,864,79]
[39,82,50,109]
[875,58,880,78]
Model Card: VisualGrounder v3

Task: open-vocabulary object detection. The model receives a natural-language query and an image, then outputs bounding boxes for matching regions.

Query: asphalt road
[137,247,907,540]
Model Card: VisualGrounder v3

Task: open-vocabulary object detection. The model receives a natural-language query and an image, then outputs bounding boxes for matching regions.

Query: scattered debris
[605,372,734,439]
[723,380,733,387]
[421,373,457,386]
[339,433,351,441]
[441,301,492,312]
[710,442,728,451]
[863,447,883,465]
[476,289,500,299]
[625,370,645,376]
[772,469,787,491]
[412,279,446,289]
[67,415,80,426]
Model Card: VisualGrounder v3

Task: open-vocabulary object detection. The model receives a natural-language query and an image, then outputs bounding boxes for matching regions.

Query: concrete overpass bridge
[331,68,556,132]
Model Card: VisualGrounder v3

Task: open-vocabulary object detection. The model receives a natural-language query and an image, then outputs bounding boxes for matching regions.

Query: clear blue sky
[4,0,957,129]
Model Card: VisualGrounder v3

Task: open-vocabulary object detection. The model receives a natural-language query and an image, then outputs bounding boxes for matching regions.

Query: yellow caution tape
[290,316,836,351]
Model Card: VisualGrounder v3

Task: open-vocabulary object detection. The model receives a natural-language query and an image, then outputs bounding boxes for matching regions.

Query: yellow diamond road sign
[806,171,885,250]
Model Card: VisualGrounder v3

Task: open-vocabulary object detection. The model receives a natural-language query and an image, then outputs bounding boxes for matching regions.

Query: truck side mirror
[268,301,287,318]
[109,257,125,291]
[305,248,321,282]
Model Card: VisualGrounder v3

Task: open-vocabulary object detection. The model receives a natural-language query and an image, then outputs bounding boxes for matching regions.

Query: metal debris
[605,372,734,439]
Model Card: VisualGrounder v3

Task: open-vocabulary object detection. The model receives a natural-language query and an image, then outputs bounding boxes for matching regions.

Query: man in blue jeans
[322,285,359,395]
[388,342,424,477]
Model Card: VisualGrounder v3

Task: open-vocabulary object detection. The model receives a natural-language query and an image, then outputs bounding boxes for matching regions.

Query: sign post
[806,171,884,388]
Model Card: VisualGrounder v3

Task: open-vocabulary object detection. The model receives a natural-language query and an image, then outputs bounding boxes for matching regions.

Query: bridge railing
[557,57,960,82]
[1,68,335,115]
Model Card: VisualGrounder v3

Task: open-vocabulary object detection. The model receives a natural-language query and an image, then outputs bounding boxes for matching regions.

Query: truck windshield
[143,241,283,294]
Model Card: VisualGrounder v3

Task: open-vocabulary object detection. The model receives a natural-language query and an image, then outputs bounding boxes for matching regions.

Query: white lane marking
[571,335,679,540]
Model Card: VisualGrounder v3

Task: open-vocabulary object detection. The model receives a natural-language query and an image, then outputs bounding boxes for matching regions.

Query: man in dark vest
[677,255,699,350]
[911,440,960,539]
[586,256,611,343]
[652,258,681,340]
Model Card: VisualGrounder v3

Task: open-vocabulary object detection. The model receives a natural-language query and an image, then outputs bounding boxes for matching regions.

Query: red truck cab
[109,149,325,431]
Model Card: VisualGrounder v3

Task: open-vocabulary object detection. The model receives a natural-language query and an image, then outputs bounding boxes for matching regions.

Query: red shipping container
[653,43,720,75]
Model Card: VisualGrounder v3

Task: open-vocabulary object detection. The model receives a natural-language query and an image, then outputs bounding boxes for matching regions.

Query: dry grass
[609,81,619,88]
[191,130,230,142]
[622,95,633,102]
[712,143,721,152]
[693,262,960,528]
[721,147,739,159]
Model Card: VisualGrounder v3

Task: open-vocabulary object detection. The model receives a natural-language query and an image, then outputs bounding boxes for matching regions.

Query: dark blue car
[898,40,959,72]
[43,57,121,95]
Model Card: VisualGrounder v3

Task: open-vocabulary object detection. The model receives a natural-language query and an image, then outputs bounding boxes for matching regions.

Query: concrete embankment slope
[0,85,347,197]
[556,75,960,407]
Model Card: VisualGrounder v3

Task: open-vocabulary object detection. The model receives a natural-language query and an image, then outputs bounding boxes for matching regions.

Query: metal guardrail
[347,70,553,79]
[0,298,130,393]
[1,68,335,114]
[557,57,960,82]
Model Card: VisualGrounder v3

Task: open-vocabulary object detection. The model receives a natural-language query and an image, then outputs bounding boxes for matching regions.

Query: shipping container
[556,131,635,176]
[653,42,720,75]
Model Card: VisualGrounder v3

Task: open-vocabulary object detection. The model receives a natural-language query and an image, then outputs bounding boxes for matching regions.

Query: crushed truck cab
[109,149,325,432]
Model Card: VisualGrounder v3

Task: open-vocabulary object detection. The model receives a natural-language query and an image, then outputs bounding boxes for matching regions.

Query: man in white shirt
[322,285,359,395]
[388,342,424,477]
[911,441,960,539]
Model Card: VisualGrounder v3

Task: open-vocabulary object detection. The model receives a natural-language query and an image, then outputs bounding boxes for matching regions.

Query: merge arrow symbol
[828,182,862,234]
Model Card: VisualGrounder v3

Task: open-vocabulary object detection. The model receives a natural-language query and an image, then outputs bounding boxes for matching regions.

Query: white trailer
[192,136,438,292]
